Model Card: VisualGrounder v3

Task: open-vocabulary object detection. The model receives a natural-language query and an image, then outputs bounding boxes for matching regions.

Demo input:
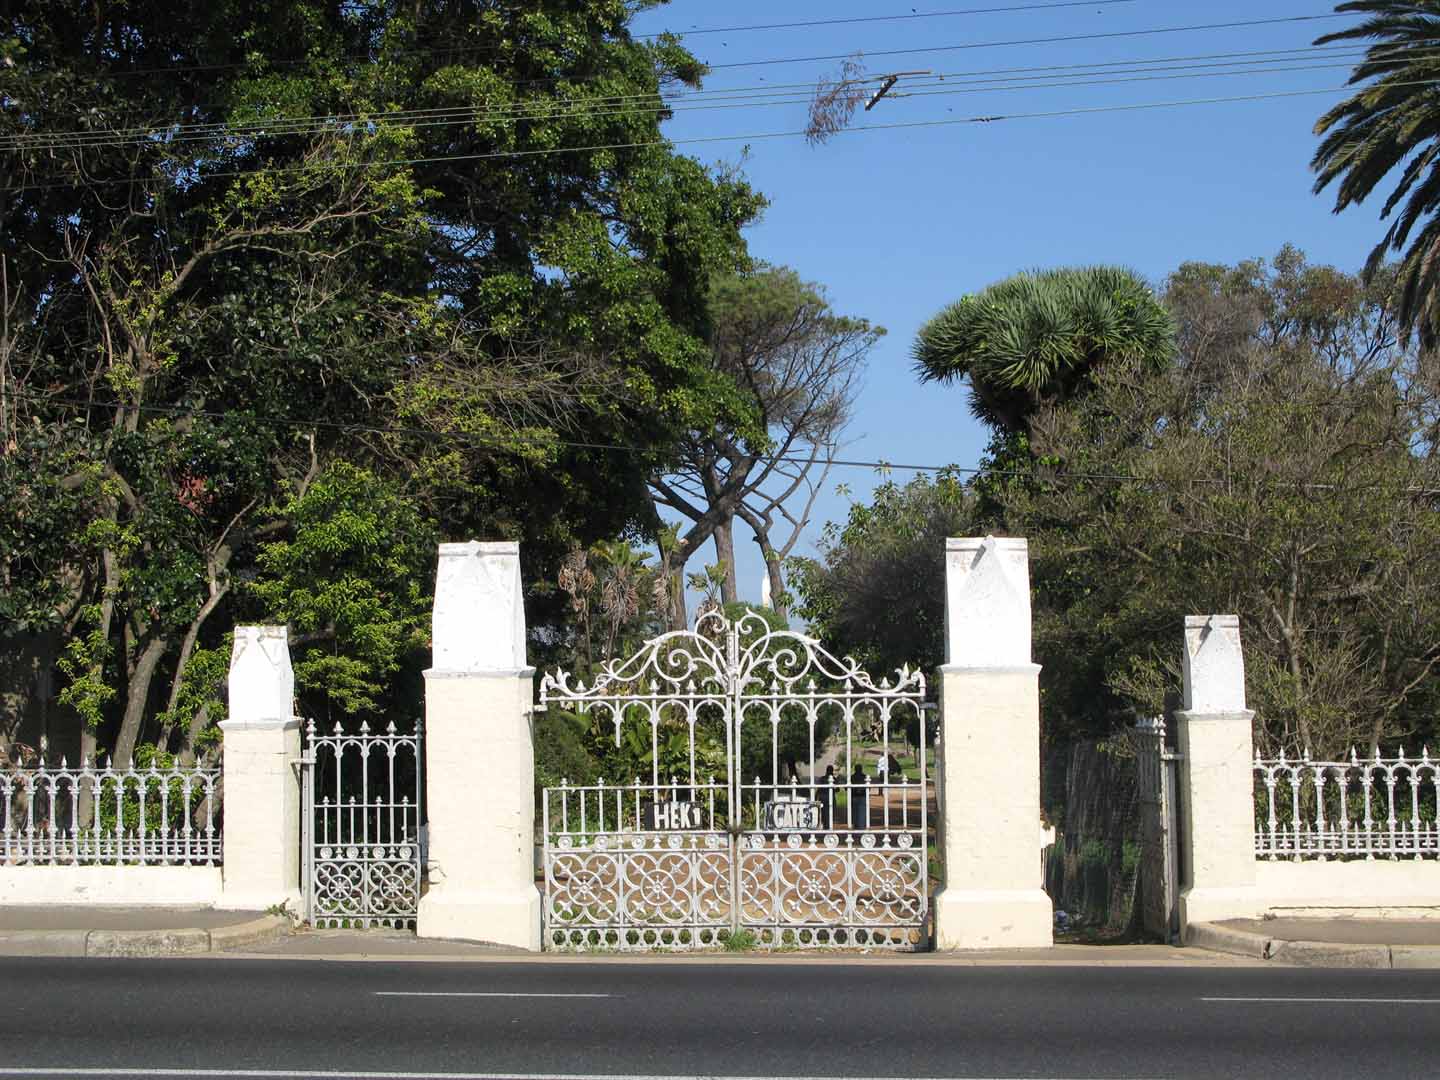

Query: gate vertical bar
[302,723,315,925]
[727,617,742,938]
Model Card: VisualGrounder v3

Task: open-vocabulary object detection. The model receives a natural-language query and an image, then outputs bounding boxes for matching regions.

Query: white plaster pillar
[219,626,302,911]
[416,540,541,949]
[1174,614,1264,928]
[932,536,1053,949]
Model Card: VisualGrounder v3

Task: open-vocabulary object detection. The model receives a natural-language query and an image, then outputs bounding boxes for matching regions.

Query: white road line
[374,991,613,998]
[0,1072,1029,1080]
[1201,996,1440,1005]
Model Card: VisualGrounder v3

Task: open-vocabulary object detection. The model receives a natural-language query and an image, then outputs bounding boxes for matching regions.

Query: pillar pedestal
[932,538,1052,949]
[1174,616,1263,929]
[416,541,541,950]
[220,626,302,912]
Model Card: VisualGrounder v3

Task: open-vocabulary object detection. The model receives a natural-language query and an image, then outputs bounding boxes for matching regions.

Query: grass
[723,929,758,951]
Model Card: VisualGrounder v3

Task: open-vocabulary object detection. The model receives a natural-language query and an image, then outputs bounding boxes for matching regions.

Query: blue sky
[627,0,1384,605]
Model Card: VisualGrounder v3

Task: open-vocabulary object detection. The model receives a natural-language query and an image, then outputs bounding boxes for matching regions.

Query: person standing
[822,765,837,830]
[849,763,869,830]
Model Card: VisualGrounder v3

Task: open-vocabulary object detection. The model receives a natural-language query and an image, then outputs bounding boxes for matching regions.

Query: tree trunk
[764,555,788,623]
[744,518,790,623]
[663,550,689,631]
[158,578,230,754]
[78,725,97,824]
[0,629,59,759]
[180,703,211,768]
[112,635,168,770]
[713,518,739,607]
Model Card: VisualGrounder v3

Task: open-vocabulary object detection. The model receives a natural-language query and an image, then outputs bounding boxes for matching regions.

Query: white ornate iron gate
[538,610,931,951]
[301,720,423,928]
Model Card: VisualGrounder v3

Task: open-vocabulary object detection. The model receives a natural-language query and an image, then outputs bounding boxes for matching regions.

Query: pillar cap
[229,626,295,725]
[944,536,1031,667]
[1182,615,1247,713]
[433,540,528,672]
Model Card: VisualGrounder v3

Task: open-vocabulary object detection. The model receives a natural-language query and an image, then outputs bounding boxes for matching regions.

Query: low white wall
[1256,859,1440,918]
[0,865,224,906]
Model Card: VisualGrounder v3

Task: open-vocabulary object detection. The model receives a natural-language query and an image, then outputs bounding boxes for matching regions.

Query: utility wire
[654,0,1142,37]
[1,57,1378,157]
[705,14,1354,70]
[0,45,1387,155]
[20,1,1146,80]
[5,81,1430,195]
[13,390,1440,496]
[4,39,1393,152]
[8,11,1356,96]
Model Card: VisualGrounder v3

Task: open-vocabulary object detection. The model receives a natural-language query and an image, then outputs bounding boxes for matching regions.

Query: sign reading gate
[643,800,702,830]
[763,797,823,831]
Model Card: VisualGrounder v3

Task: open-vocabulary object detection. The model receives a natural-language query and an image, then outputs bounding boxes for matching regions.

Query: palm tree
[1312,2,1440,346]
[911,266,1174,433]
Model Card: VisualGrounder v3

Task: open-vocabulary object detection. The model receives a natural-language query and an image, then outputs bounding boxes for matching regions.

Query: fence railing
[1254,749,1439,860]
[1,760,222,866]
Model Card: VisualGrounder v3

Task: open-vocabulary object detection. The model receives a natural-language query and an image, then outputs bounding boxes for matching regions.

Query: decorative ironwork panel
[738,832,927,949]
[538,609,932,951]
[1,758,220,866]
[1255,747,1439,860]
[304,720,423,929]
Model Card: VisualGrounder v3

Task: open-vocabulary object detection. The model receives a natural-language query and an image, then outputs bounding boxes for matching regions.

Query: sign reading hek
[643,800,702,830]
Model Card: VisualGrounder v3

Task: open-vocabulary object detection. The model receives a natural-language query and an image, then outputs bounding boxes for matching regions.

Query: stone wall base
[417,884,541,950]
[933,886,1052,949]
[1178,884,1266,925]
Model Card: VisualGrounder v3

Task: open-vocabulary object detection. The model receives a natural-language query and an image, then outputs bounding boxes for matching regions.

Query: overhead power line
[705,14,1354,70]
[1,52,1385,157]
[14,391,1440,497]
[24,1,1145,80]
[0,43,1391,156]
[657,0,1141,37]
[6,81,1432,195]
[10,11,1356,93]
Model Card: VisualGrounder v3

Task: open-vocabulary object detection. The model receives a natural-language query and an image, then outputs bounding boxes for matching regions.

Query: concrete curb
[1187,922,1440,969]
[0,914,290,958]
[1185,922,1268,960]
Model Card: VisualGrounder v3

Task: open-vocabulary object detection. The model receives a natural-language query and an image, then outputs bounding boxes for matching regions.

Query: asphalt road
[0,957,1436,1079]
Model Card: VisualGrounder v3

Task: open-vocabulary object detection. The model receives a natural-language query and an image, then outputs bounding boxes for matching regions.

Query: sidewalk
[1188,917,1440,969]
[0,905,289,957]
[0,905,1244,965]
[4,905,1438,967]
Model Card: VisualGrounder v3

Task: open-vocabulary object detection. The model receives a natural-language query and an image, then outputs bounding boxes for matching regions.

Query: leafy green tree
[792,471,975,676]
[247,463,436,724]
[0,0,762,765]
[649,265,881,625]
[804,250,1440,758]
[1312,1,1440,347]
[1010,250,1440,755]
[912,267,1175,434]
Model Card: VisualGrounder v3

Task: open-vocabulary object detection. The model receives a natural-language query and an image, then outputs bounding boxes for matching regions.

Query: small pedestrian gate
[301,719,423,928]
[1135,716,1182,944]
[538,610,932,951]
